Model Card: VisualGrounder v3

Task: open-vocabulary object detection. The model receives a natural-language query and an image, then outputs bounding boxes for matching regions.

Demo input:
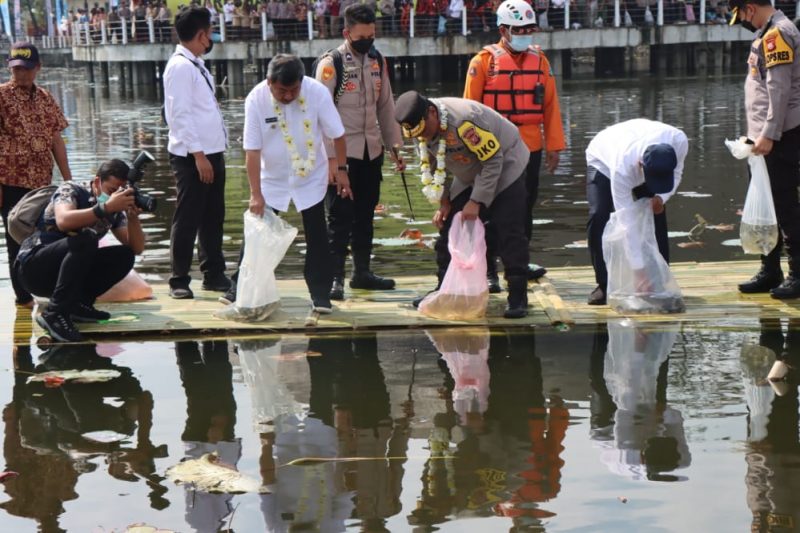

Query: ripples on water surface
[1,69,796,532]
[0,321,798,532]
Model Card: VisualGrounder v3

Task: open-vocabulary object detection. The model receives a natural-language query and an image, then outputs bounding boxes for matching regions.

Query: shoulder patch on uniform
[321,65,335,81]
[763,28,794,68]
[457,121,500,162]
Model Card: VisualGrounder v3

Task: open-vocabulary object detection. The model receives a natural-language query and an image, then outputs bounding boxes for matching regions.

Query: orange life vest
[481,44,545,126]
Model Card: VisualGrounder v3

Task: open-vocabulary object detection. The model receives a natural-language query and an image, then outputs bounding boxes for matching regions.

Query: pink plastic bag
[97,270,153,302]
[419,213,489,320]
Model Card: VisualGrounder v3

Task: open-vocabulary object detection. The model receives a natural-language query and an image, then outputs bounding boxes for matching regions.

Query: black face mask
[349,37,374,55]
[740,19,757,32]
[204,37,214,55]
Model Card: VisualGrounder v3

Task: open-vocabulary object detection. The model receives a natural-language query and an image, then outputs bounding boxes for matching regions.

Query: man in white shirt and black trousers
[223,54,351,313]
[163,6,231,300]
[585,118,688,305]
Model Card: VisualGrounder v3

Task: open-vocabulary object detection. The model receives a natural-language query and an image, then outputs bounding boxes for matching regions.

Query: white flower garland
[274,96,315,178]
[417,99,448,204]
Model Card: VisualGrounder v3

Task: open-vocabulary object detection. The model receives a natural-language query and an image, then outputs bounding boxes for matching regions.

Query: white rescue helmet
[496,0,537,27]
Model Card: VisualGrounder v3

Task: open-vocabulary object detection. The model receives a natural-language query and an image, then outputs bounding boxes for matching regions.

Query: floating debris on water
[81,431,130,444]
[532,219,554,225]
[373,238,420,247]
[722,239,742,247]
[678,191,713,198]
[165,453,267,494]
[27,369,122,385]
[677,241,705,249]
[565,240,588,249]
[668,231,691,238]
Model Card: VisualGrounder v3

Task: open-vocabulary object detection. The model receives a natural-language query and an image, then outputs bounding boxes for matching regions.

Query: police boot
[487,257,502,294]
[413,271,444,308]
[504,276,529,319]
[350,250,396,290]
[739,265,784,294]
[770,274,800,300]
[329,253,347,301]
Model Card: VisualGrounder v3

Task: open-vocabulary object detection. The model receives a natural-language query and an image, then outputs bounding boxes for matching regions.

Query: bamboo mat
[4,259,800,344]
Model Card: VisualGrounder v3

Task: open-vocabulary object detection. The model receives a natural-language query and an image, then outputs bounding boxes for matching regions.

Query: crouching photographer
[14,159,147,342]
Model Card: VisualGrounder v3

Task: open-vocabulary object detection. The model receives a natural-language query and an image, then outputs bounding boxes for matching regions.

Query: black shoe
[202,275,232,292]
[71,303,111,323]
[219,286,237,305]
[413,290,436,309]
[770,276,800,300]
[504,277,529,319]
[739,268,784,294]
[588,286,606,305]
[330,277,345,301]
[36,311,83,343]
[311,297,333,314]
[169,286,194,299]
[487,272,502,294]
[350,272,396,290]
[528,264,548,281]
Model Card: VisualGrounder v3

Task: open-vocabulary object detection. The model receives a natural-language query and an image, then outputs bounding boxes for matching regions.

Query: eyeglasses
[508,24,538,35]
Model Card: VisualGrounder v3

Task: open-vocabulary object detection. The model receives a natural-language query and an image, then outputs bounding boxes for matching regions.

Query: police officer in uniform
[395,91,530,318]
[463,0,566,293]
[730,0,800,299]
[314,4,405,301]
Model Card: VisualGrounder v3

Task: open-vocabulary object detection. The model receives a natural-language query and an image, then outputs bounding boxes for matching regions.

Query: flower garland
[274,96,315,178]
[417,99,448,204]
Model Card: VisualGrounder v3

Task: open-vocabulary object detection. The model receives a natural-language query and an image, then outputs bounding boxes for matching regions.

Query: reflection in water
[2,339,164,532]
[175,340,239,532]
[413,329,567,529]
[743,320,800,532]
[590,321,691,482]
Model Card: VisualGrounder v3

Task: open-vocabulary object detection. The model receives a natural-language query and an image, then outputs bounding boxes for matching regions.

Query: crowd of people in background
[45,0,775,43]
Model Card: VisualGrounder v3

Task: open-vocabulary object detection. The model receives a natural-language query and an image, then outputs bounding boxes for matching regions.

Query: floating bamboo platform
[5,260,800,345]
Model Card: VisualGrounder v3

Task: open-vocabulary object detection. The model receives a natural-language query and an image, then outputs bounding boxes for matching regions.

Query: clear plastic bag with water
[725,137,779,255]
[603,200,685,314]
[216,210,298,322]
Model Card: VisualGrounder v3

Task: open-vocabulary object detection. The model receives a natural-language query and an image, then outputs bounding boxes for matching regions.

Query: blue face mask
[98,192,110,204]
[508,34,533,52]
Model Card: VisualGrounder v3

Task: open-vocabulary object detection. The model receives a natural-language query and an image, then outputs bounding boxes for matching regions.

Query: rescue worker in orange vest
[464,0,566,293]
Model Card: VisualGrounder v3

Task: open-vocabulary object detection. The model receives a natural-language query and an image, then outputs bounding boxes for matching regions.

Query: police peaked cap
[395,90,432,138]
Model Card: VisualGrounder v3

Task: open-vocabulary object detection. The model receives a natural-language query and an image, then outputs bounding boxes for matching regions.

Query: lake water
[1,67,796,533]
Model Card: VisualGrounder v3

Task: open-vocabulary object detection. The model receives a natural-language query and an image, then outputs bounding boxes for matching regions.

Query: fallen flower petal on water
[708,224,735,232]
[43,376,66,388]
[677,241,705,249]
[125,524,176,533]
[0,471,19,482]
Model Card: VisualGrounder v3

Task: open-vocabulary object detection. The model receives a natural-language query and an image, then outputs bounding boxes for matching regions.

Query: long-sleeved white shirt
[243,77,345,212]
[164,44,227,157]
[586,118,688,269]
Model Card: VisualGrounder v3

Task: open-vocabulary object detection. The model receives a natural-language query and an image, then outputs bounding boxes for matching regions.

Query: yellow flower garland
[273,96,315,178]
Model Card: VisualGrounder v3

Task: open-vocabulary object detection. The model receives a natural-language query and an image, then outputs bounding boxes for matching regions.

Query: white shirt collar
[175,43,203,65]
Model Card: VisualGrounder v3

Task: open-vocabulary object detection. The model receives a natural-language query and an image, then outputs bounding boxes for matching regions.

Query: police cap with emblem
[728,0,770,25]
[7,42,40,69]
[395,90,432,138]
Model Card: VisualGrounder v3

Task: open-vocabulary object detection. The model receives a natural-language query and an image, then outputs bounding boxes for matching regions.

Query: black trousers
[436,175,529,282]
[586,166,669,291]
[760,125,800,275]
[168,152,227,289]
[486,151,542,271]
[232,199,333,301]
[18,234,134,315]
[1,184,33,304]
[326,152,383,274]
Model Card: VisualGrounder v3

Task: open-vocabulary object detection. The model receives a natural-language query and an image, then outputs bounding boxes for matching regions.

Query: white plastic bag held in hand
[725,137,779,255]
[216,210,298,322]
[603,199,684,314]
[419,213,489,320]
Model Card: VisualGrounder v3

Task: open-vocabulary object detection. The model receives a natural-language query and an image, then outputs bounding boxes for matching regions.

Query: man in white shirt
[585,118,688,305]
[223,54,350,313]
[223,0,235,25]
[163,6,230,300]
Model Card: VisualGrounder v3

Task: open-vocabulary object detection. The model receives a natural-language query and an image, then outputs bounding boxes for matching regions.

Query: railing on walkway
[40,0,777,48]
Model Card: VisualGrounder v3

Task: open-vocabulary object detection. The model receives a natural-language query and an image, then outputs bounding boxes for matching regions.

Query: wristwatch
[337,165,349,172]
[92,202,107,219]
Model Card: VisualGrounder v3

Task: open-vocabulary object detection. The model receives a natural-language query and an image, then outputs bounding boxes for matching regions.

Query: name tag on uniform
[265,117,278,124]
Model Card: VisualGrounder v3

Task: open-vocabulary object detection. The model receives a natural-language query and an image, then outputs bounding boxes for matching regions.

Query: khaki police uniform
[744,9,800,277]
[419,97,530,283]
[314,41,403,283]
